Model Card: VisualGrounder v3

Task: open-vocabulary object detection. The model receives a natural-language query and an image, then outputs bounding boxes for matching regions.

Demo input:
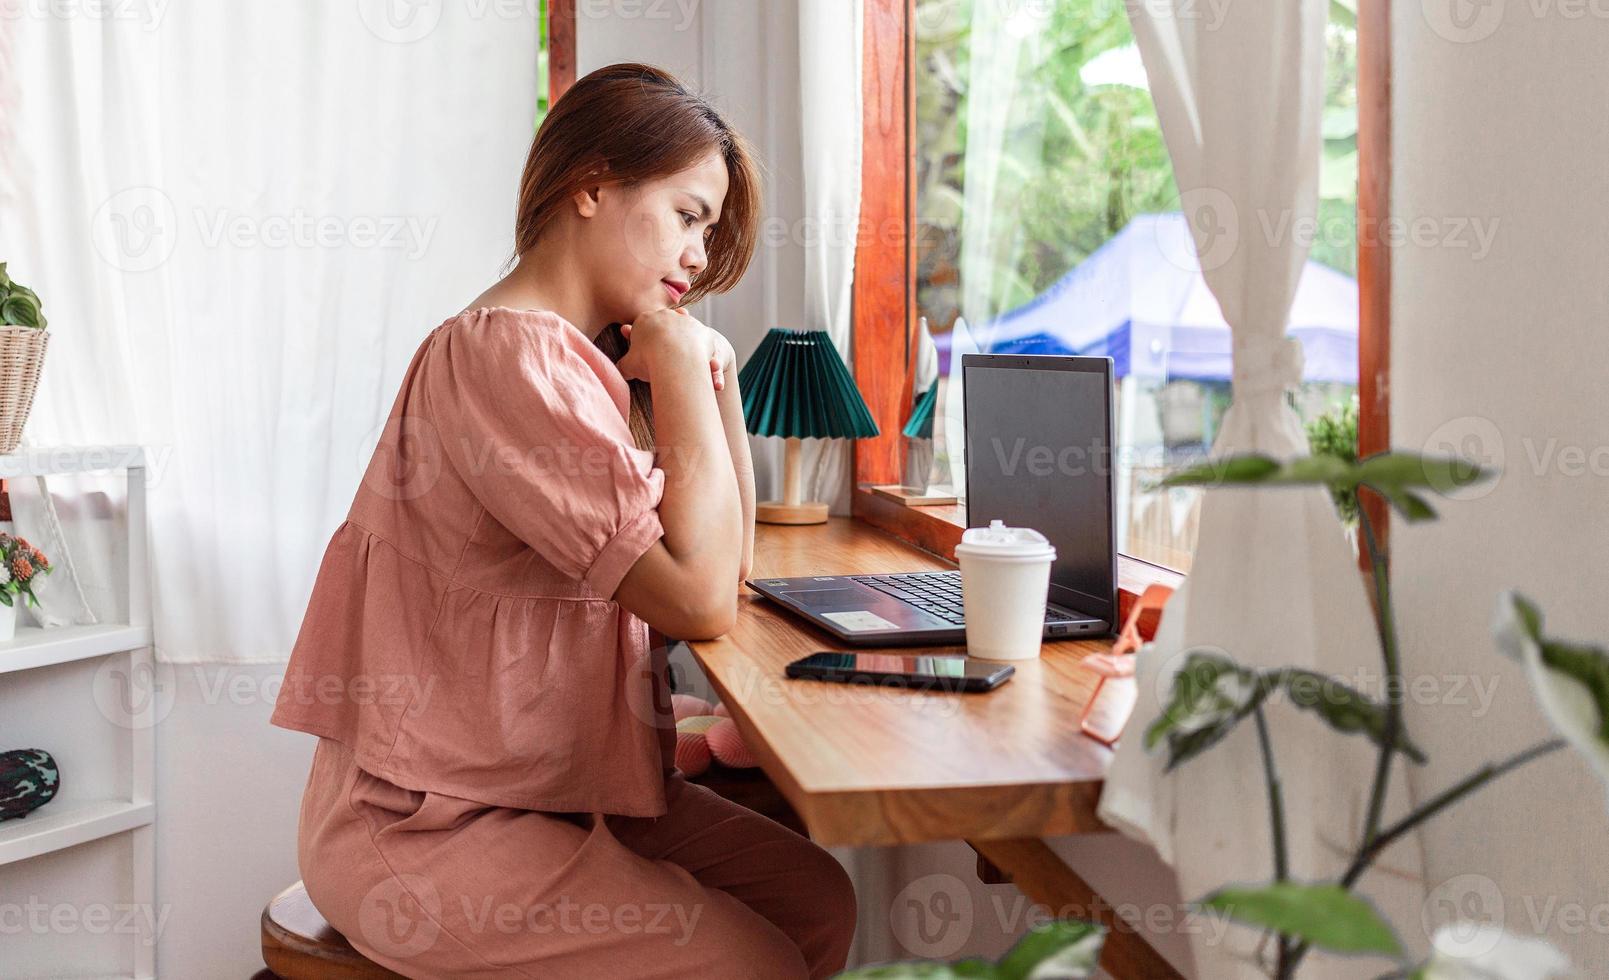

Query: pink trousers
[297,737,857,979]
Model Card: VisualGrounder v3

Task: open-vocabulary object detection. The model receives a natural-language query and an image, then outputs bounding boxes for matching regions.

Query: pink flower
[10,555,32,581]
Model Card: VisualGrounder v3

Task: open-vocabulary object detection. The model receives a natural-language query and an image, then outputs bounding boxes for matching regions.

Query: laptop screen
[961,355,1117,624]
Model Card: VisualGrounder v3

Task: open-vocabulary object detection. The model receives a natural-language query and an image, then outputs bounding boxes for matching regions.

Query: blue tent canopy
[936,213,1358,384]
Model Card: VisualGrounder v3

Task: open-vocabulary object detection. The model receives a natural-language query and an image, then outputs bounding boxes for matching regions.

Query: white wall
[154,666,314,978]
[1392,2,1609,968]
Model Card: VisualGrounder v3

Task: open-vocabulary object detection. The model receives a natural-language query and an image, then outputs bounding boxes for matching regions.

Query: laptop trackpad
[786,588,859,608]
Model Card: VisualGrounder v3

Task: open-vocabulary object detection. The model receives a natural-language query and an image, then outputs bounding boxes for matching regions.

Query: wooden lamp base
[757,436,830,525]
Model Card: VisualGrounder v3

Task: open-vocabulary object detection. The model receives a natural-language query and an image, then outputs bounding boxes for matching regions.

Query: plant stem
[1341,737,1566,889]
[1253,703,1292,978]
[1254,705,1289,884]
[1356,497,1404,854]
[1285,737,1567,974]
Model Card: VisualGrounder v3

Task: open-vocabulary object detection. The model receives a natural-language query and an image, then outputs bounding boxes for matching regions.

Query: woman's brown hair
[513,63,762,451]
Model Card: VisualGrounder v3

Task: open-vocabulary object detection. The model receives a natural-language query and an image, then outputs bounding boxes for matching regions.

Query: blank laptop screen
[961,356,1117,623]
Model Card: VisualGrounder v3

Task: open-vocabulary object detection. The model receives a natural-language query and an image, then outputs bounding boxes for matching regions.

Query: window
[853,0,1386,581]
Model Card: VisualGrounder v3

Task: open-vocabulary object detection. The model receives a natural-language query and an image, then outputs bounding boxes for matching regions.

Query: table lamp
[903,383,938,441]
[738,327,879,524]
[869,316,957,506]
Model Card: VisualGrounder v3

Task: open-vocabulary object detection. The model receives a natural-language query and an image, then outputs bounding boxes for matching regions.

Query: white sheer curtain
[1096,3,1429,975]
[795,0,864,514]
[937,5,1047,504]
[0,4,539,662]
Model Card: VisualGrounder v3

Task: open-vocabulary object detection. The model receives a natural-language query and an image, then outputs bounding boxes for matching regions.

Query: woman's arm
[612,316,742,638]
[714,365,755,582]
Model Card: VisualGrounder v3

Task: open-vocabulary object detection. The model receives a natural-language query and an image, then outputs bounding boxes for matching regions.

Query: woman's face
[575,149,728,323]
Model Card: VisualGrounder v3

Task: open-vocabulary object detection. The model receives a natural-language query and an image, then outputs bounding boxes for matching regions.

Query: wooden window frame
[850,0,1391,594]
[548,0,576,101]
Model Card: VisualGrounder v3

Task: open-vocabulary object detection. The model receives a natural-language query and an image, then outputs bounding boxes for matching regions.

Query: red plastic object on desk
[1078,584,1174,747]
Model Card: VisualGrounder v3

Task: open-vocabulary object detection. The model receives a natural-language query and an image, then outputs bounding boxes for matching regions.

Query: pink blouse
[270,306,677,817]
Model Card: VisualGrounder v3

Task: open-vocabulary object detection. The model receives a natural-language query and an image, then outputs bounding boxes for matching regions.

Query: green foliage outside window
[914,0,1360,334]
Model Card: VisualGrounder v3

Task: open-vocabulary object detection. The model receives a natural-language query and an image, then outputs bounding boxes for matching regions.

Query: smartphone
[784,651,1015,693]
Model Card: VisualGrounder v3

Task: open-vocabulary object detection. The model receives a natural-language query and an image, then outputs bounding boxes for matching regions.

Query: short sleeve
[419,308,666,597]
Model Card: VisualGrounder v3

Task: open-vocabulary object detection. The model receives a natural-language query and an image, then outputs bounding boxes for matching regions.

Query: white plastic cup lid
[954,519,1056,561]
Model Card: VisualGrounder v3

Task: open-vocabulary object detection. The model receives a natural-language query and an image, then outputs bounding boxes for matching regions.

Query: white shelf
[0,623,153,674]
[0,444,145,478]
[0,445,155,978]
[0,799,155,866]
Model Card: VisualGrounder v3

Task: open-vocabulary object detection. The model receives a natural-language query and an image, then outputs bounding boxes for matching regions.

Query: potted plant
[1130,452,1591,978]
[0,263,50,454]
[0,533,51,640]
[836,453,1601,979]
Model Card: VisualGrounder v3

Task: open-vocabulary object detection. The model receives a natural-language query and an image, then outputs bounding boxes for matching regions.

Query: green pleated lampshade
[902,384,938,439]
[738,328,880,439]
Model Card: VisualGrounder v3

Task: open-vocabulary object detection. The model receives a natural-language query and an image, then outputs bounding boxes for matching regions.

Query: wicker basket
[0,327,48,455]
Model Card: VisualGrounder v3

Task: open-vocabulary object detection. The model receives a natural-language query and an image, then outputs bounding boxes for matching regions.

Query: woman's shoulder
[417,306,624,406]
[433,306,604,364]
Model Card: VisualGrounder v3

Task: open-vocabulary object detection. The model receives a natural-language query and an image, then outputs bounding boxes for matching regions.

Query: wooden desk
[683,517,1184,979]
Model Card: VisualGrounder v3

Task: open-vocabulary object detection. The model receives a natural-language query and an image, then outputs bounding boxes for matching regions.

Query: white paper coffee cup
[954,519,1056,661]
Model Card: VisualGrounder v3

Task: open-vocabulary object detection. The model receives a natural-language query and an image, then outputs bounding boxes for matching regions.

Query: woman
[270,63,857,979]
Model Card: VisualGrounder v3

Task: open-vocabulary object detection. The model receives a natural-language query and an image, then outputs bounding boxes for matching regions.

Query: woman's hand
[619,308,735,391]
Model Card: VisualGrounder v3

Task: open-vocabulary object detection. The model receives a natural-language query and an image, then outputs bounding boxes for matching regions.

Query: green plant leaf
[1199,883,1402,957]
[997,920,1105,980]
[1500,592,1545,648]
[1144,650,1267,771]
[1539,641,1609,743]
[0,293,41,328]
[1269,669,1428,764]
[1158,455,1281,489]
[1493,591,1609,791]
[1376,487,1439,523]
[1357,452,1491,498]
[0,269,47,328]
[1498,596,1609,742]
[1155,451,1489,521]
[8,285,45,329]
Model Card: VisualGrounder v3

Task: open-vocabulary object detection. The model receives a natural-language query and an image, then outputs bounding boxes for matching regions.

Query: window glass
[912,1,1359,573]
[537,0,552,128]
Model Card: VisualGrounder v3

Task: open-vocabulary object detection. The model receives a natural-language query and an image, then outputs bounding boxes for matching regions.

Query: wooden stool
[260,881,404,980]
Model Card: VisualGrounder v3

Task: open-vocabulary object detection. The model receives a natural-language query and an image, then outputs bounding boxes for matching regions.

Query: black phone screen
[784,651,1014,692]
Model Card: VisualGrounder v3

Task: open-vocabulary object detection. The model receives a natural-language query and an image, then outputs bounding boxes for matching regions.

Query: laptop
[744,353,1118,647]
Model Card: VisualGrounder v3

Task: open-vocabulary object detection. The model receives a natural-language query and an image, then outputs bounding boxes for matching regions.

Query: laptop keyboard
[850,570,1068,626]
